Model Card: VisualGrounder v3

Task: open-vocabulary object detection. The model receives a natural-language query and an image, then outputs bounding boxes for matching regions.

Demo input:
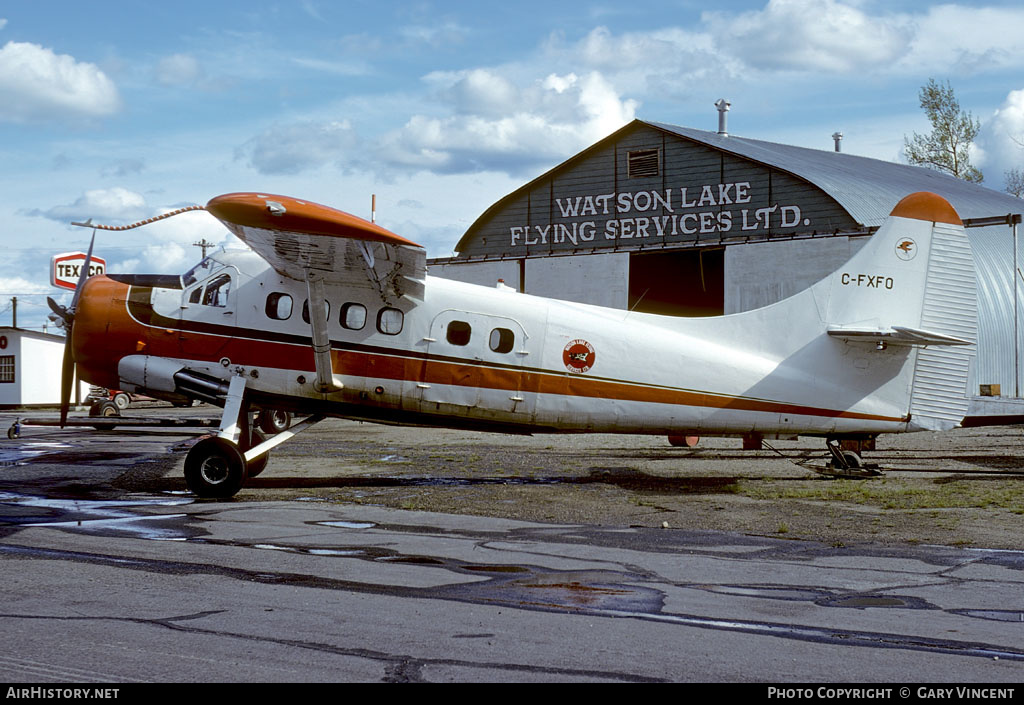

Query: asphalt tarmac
[0,406,1023,683]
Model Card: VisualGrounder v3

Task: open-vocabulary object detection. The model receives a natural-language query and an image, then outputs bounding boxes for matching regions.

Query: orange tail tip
[889,192,962,226]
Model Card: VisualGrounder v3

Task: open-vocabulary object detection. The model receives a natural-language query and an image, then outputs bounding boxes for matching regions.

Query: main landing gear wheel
[257,409,291,434]
[184,437,248,499]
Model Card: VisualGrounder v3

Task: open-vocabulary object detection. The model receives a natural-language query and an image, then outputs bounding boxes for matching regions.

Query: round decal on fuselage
[895,237,917,261]
[563,339,595,373]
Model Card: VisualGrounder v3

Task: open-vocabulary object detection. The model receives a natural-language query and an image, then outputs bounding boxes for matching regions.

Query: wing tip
[206,192,424,249]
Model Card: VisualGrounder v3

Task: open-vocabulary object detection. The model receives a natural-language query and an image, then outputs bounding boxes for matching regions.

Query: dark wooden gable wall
[456,122,860,259]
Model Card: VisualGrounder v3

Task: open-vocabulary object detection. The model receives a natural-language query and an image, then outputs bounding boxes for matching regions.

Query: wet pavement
[0,409,1023,682]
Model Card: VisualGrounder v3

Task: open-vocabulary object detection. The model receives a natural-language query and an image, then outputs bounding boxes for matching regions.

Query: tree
[1006,167,1024,198]
[904,79,983,183]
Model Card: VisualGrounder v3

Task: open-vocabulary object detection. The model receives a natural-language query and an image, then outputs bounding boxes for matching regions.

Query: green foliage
[1005,167,1024,198]
[904,79,983,183]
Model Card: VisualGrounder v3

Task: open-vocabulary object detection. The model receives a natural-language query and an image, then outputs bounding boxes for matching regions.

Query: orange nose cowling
[72,275,130,390]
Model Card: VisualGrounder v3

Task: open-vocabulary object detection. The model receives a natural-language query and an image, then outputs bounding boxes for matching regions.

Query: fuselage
[72,248,913,437]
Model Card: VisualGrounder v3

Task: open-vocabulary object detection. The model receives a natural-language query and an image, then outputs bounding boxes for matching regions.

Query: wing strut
[305,270,340,393]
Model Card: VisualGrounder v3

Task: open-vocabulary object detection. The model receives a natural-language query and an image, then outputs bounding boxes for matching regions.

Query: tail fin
[822,192,977,430]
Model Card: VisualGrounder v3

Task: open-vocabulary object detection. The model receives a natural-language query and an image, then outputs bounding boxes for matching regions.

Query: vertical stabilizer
[823,192,977,431]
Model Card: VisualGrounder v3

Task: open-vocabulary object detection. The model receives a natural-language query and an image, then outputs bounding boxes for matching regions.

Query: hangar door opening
[628,248,724,317]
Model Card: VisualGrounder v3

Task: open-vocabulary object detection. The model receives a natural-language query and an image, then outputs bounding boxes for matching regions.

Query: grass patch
[736,476,1024,512]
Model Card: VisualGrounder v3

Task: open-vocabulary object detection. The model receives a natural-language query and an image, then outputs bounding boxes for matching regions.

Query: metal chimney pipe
[715,99,731,136]
[832,132,843,152]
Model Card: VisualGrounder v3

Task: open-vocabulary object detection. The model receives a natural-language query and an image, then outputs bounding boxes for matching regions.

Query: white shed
[0,327,89,408]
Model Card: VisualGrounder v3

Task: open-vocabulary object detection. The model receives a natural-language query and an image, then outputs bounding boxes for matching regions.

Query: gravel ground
[127,416,1024,550]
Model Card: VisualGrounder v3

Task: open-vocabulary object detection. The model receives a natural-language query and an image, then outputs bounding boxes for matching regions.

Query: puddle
[954,609,1024,623]
[317,520,376,529]
[0,441,68,466]
[701,585,827,602]
[815,594,936,610]
[0,492,193,540]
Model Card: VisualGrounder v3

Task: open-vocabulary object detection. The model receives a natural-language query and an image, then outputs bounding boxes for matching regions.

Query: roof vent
[832,132,843,153]
[715,99,731,136]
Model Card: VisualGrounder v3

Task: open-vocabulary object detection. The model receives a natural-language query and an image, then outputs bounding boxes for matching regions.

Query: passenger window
[266,293,293,320]
[202,273,231,307]
[377,307,403,335]
[301,299,330,324]
[489,328,515,353]
[188,287,201,304]
[447,321,471,346]
[340,303,367,330]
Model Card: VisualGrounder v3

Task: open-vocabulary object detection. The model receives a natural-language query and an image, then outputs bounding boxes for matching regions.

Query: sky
[3,0,1024,331]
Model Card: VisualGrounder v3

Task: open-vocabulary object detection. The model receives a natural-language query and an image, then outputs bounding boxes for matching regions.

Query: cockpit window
[182,257,215,288]
[202,273,231,307]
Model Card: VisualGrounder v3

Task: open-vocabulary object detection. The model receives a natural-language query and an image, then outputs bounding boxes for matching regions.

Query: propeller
[47,230,96,427]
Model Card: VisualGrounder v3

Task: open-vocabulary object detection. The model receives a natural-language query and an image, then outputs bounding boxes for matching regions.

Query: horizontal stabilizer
[827,325,972,347]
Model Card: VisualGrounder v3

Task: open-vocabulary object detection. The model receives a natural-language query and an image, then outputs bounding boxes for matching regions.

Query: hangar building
[429,118,1024,417]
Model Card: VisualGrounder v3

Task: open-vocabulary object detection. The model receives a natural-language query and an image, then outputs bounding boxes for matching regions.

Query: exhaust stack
[715,99,731,136]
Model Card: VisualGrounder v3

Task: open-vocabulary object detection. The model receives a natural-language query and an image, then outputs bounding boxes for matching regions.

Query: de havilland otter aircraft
[50,190,977,498]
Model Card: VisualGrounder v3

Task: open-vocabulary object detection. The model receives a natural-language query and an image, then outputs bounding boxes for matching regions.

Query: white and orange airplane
[50,190,976,498]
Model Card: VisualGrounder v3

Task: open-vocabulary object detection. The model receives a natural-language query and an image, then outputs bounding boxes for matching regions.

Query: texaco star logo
[563,339,595,373]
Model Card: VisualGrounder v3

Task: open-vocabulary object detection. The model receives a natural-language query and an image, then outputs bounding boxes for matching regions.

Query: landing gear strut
[183,375,324,498]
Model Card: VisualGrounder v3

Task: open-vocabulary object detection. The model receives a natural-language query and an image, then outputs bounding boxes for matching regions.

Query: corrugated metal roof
[645,121,1024,225]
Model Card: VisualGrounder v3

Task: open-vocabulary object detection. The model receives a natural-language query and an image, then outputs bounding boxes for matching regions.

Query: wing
[206,192,426,302]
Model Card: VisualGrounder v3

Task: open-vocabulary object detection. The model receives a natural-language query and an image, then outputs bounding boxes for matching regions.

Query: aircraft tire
[112,393,130,410]
[184,437,248,499]
[257,409,291,434]
[244,429,269,477]
[89,400,121,417]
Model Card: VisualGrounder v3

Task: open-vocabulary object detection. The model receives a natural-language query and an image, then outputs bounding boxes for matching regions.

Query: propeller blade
[59,331,75,428]
[58,228,96,426]
[46,297,72,326]
[69,229,96,311]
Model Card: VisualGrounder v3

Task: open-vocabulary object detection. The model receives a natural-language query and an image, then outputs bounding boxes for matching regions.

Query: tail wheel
[89,400,120,417]
[184,437,247,499]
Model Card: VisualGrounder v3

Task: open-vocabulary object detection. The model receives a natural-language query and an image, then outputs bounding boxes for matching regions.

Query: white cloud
[100,159,146,178]
[976,89,1024,187]
[238,120,357,175]
[897,5,1024,75]
[155,53,202,86]
[376,71,637,175]
[0,41,120,122]
[399,21,469,48]
[0,276,51,296]
[549,2,1024,87]
[704,0,911,74]
[39,188,149,224]
[291,57,370,76]
[439,69,520,117]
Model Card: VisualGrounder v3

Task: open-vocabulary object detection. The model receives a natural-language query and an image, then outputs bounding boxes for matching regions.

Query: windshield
[181,257,215,288]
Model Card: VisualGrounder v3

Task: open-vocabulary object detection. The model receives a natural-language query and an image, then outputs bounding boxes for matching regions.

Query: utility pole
[11,297,16,329]
[193,239,215,258]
